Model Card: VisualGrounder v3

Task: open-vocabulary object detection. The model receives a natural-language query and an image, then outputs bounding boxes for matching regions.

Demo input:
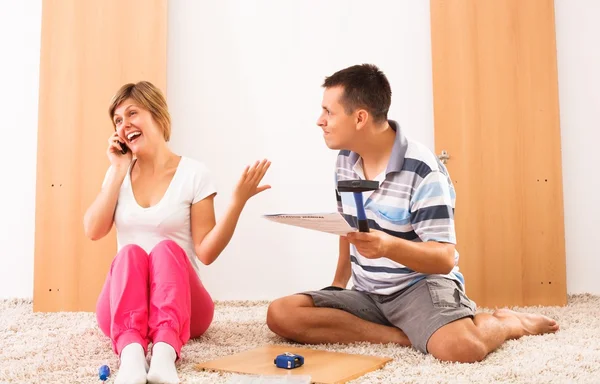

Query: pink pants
[96,239,214,357]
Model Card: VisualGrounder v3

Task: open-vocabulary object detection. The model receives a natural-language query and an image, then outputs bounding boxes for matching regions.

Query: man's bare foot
[493,308,559,338]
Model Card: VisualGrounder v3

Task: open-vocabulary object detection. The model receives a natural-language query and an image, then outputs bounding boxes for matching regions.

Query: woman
[84,81,270,384]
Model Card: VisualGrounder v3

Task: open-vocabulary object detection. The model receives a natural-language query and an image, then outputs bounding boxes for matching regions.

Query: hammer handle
[353,192,370,232]
[358,220,370,232]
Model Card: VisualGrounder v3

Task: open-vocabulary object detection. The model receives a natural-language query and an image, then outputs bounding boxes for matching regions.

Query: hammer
[337,179,380,232]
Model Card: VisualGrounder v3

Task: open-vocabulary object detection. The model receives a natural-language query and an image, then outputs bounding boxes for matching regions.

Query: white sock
[147,342,180,384]
[115,343,148,384]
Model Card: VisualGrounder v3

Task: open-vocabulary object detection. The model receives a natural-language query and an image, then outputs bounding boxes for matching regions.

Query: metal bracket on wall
[438,150,450,164]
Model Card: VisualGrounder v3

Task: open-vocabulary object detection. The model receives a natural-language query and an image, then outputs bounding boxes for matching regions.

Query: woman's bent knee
[149,240,187,263]
[113,244,148,268]
[152,239,182,253]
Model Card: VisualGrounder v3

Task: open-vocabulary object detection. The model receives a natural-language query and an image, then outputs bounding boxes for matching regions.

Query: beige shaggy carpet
[1,294,599,384]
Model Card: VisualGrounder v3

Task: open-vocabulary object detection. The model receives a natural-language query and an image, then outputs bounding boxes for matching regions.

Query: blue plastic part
[99,365,110,381]
[274,352,304,369]
[353,192,366,220]
[353,192,371,232]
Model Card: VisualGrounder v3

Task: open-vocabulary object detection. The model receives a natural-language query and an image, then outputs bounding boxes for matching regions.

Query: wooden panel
[195,345,392,384]
[33,0,167,312]
[429,0,567,307]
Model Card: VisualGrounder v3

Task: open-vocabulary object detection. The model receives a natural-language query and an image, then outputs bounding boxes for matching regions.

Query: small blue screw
[99,365,110,381]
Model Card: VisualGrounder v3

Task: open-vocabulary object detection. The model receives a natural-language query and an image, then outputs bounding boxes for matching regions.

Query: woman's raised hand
[233,159,271,206]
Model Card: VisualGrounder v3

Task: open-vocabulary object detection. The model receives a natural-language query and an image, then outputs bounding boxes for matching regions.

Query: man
[266,64,559,363]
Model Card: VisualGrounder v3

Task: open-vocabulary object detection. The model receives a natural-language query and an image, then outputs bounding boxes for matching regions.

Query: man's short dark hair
[322,64,391,123]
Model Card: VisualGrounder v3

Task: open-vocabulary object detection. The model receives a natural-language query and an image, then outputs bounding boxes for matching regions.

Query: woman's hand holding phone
[107,132,132,169]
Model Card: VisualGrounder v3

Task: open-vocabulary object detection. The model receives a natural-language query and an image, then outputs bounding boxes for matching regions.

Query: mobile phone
[118,141,128,154]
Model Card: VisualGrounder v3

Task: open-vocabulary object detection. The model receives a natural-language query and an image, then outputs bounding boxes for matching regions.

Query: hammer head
[337,179,380,193]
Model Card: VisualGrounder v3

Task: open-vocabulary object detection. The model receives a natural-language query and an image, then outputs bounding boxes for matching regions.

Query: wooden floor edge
[337,358,394,383]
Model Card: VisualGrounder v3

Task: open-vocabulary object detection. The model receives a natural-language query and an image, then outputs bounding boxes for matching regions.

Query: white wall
[1,1,598,300]
[166,0,434,300]
[0,1,42,299]
[554,0,600,295]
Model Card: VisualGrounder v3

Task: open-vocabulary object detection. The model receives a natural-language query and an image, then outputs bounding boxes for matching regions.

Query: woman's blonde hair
[108,81,172,141]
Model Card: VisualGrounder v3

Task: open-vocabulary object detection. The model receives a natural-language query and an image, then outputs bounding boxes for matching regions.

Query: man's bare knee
[266,298,287,335]
[429,335,487,363]
[266,295,314,338]
[427,320,488,363]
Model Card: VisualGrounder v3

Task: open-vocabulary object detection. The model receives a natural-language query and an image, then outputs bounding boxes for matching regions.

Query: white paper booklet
[263,212,357,236]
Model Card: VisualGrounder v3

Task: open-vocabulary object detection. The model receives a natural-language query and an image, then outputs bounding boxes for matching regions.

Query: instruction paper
[263,212,357,236]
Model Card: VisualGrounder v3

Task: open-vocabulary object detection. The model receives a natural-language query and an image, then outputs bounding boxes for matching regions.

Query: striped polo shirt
[334,120,464,295]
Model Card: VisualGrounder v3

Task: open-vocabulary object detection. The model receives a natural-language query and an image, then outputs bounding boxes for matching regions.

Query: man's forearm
[384,237,455,275]
[332,263,351,288]
[332,237,351,287]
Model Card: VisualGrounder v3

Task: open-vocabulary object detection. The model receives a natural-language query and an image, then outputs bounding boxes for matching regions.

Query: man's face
[316,86,357,150]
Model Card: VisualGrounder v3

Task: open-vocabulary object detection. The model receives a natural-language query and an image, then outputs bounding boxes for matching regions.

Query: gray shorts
[300,276,476,354]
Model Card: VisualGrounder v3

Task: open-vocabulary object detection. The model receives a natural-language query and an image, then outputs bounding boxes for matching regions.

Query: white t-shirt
[102,156,217,277]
